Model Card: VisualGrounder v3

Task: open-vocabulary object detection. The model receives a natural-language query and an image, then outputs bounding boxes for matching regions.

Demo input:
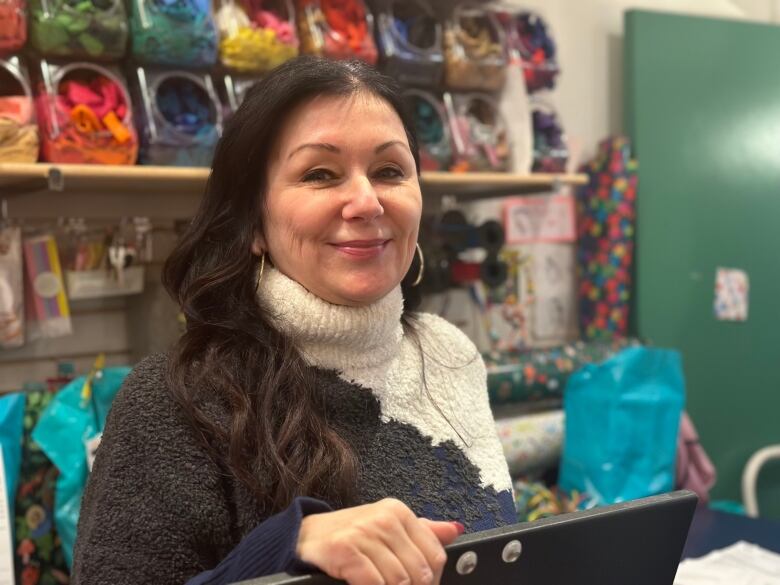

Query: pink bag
[676,411,717,502]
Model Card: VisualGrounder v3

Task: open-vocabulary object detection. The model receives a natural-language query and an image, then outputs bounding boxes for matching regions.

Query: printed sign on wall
[503,194,577,245]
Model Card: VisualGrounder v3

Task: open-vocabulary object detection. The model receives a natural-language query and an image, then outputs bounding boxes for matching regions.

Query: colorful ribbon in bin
[514,12,559,93]
[405,90,450,171]
[130,0,218,66]
[0,0,27,52]
[0,61,39,162]
[36,67,138,164]
[531,104,567,173]
[216,0,297,72]
[29,0,128,59]
[297,0,377,63]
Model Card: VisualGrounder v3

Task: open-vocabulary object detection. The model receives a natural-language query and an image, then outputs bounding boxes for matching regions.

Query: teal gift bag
[32,364,130,567]
[560,347,685,505]
[0,393,25,515]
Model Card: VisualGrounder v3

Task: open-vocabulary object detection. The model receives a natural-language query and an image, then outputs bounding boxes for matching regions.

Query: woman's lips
[330,239,390,259]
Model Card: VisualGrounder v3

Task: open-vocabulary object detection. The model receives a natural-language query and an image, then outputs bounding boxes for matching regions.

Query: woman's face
[255,92,422,307]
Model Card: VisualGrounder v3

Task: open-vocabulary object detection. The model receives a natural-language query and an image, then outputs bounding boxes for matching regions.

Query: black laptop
[235,490,698,585]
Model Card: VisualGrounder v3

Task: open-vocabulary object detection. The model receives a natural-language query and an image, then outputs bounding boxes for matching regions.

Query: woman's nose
[342,176,384,221]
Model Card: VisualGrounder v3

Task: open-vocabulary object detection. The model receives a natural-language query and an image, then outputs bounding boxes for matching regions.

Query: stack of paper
[675,541,780,585]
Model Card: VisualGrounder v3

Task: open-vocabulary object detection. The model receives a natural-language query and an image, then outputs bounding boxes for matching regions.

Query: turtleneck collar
[256,268,405,372]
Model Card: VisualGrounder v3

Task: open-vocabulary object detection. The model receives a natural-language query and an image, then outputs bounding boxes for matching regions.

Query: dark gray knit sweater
[72,269,515,585]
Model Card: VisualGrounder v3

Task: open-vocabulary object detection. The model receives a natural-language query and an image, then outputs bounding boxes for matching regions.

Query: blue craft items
[133,67,222,166]
[129,0,218,67]
[531,98,567,172]
[560,347,685,506]
[0,393,25,518]
[403,89,451,171]
[373,0,443,88]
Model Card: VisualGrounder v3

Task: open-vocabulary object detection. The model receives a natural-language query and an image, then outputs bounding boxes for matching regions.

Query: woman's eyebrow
[375,140,407,154]
[287,143,340,160]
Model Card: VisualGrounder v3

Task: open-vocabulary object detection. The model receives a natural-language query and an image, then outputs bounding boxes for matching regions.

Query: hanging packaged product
[403,89,451,171]
[28,0,128,59]
[130,0,218,67]
[296,0,377,63]
[34,60,138,165]
[23,233,72,340]
[221,73,259,117]
[443,4,506,92]
[498,10,559,94]
[444,91,510,172]
[0,226,25,348]
[0,0,27,52]
[530,98,568,173]
[133,67,222,167]
[0,56,39,163]
[372,0,443,88]
[215,0,298,72]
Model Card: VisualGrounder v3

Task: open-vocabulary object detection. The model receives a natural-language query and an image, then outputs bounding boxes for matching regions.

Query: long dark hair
[162,56,423,512]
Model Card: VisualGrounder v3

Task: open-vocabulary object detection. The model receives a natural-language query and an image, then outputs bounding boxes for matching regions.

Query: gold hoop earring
[256,252,266,292]
[411,243,424,287]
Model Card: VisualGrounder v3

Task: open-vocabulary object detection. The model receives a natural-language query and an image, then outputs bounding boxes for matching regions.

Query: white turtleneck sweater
[73,269,516,585]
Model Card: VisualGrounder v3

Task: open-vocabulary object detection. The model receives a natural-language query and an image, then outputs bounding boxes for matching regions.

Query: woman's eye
[302,168,336,183]
[374,166,404,180]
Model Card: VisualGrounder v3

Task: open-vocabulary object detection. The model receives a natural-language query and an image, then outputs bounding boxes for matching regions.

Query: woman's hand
[296,498,464,585]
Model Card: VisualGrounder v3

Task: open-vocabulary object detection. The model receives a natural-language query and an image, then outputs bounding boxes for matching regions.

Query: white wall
[500,0,779,161]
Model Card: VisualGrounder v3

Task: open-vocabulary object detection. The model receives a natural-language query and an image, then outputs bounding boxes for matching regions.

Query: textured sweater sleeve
[185,497,330,585]
[71,354,328,585]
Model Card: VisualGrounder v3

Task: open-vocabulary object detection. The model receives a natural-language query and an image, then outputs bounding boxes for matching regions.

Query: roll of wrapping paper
[35,61,138,165]
[0,0,27,52]
[512,478,591,523]
[373,0,443,88]
[28,0,128,59]
[576,136,637,340]
[445,91,510,172]
[484,338,640,406]
[531,98,567,173]
[215,0,298,72]
[296,0,377,63]
[496,410,563,476]
[130,0,217,67]
[135,70,221,166]
[403,89,451,171]
[443,4,506,92]
[0,57,39,163]
[23,234,72,339]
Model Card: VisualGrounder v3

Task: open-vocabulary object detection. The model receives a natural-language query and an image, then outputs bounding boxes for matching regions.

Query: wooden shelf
[1,163,586,195]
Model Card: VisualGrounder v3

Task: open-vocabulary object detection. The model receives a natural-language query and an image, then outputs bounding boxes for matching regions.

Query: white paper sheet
[675,541,780,585]
[0,450,15,585]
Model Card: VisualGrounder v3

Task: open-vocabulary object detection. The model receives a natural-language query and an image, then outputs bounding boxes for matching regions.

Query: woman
[72,56,515,585]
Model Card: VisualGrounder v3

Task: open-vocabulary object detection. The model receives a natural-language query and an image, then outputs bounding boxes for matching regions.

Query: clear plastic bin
[0,0,27,52]
[130,0,218,67]
[443,4,506,92]
[133,67,222,167]
[215,0,298,72]
[34,60,138,164]
[28,0,128,59]
[372,0,443,88]
[221,73,260,117]
[497,10,559,94]
[402,89,450,171]
[0,56,38,163]
[444,91,510,172]
[296,0,377,63]
[531,98,567,172]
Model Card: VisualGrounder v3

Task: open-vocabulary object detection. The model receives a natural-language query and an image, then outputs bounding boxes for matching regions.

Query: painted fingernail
[452,521,465,535]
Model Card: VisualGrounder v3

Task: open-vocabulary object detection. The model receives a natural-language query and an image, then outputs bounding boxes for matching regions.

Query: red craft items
[0,0,26,52]
[36,64,138,165]
[297,0,377,63]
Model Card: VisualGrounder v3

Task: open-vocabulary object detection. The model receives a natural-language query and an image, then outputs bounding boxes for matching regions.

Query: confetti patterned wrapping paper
[495,409,564,476]
[576,136,637,341]
[484,338,640,407]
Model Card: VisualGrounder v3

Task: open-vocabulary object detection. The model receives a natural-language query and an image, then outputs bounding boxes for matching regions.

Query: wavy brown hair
[162,56,422,513]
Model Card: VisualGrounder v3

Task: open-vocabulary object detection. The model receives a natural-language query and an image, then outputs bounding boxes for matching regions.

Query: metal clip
[48,167,64,192]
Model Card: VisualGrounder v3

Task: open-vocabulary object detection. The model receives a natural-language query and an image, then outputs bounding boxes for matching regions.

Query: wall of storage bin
[0,0,570,175]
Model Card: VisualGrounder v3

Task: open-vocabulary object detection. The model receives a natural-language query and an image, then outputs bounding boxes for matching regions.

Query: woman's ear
[251,232,267,256]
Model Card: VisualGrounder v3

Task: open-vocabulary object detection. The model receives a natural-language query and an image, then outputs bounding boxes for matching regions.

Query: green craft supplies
[29,0,128,59]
